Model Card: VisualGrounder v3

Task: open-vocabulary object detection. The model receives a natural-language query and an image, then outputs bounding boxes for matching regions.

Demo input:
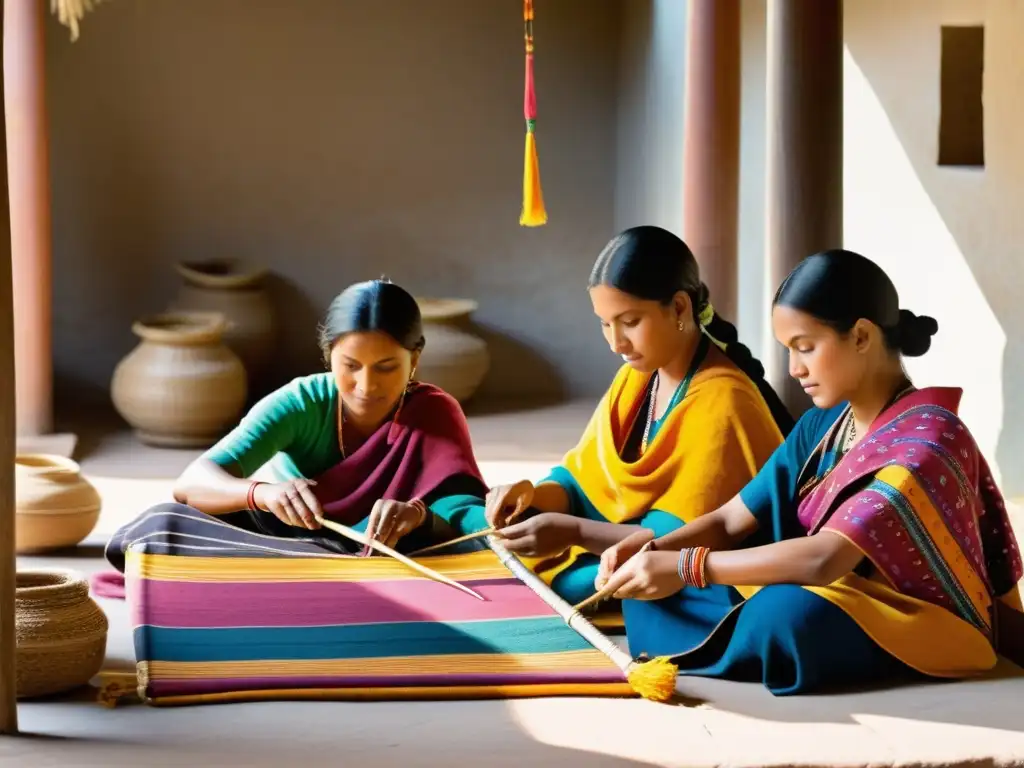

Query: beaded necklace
[639,335,709,455]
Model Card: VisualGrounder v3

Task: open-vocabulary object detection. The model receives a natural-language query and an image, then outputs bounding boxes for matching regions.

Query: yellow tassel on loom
[627,656,679,703]
[520,131,548,227]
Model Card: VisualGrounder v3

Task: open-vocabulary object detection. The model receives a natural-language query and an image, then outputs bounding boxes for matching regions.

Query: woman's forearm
[652,513,740,553]
[702,531,864,588]
[580,496,761,556]
[653,497,760,552]
[173,459,254,515]
[575,519,644,554]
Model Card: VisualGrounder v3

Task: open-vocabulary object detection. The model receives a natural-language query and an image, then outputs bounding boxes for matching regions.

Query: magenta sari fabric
[92,383,486,600]
[797,386,1022,634]
[311,382,485,524]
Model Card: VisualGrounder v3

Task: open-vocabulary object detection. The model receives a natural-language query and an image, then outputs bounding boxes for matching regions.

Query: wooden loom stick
[410,500,533,556]
[315,517,486,601]
[487,536,677,703]
[572,584,616,614]
[571,541,656,613]
[408,527,500,556]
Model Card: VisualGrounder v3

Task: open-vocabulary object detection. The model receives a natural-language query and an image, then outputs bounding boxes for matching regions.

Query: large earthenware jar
[15,454,102,555]
[171,260,277,389]
[111,311,247,448]
[414,298,490,403]
[16,569,108,699]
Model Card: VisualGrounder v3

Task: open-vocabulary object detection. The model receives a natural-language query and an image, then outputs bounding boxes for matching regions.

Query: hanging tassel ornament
[520,0,548,227]
[51,0,105,42]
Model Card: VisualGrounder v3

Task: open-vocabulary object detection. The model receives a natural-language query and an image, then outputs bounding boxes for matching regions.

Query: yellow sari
[523,342,785,599]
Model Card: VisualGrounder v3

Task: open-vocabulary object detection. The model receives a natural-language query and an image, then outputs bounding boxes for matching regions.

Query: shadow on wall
[467,325,567,414]
[842,0,1024,494]
[45,0,621,409]
[262,273,324,394]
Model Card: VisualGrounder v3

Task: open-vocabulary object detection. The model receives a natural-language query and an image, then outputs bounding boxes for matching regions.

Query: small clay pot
[414,298,490,403]
[15,454,101,554]
[171,260,277,390]
[110,311,247,448]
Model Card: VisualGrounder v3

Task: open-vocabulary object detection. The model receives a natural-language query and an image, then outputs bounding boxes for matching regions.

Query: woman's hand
[496,513,580,558]
[484,480,535,528]
[595,529,654,590]
[255,478,322,530]
[364,499,428,549]
[596,548,684,602]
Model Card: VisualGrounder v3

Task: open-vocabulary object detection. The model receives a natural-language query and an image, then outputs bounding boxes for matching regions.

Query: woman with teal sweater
[108,279,490,561]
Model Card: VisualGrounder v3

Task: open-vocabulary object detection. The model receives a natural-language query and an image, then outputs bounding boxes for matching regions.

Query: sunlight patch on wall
[842,46,1005,482]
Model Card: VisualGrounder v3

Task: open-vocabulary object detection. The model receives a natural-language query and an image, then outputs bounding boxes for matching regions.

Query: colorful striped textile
[121,505,631,705]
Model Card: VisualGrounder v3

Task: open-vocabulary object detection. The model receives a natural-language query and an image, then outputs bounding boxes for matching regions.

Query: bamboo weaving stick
[408,527,500,556]
[315,517,486,601]
[487,536,677,703]
[572,541,656,613]
[487,537,632,668]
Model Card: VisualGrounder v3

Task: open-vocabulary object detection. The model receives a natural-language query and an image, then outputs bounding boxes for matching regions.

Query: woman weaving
[477,226,795,606]
[104,279,488,569]
[595,250,1024,695]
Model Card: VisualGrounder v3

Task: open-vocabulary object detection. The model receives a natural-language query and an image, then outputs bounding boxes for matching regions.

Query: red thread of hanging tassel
[520,0,547,227]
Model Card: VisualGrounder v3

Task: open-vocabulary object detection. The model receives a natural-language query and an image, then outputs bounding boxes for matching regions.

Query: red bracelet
[677,546,710,589]
[408,498,428,526]
[246,481,266,512]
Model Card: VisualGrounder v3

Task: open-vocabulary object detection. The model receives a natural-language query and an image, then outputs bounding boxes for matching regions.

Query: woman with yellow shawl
[596,250,1024,695]
[481,226,795,606]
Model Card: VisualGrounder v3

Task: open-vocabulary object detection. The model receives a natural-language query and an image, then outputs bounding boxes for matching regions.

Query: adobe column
[765,0,843,415]
[681,0,741,322]
[4,0,53,436]
[0,0,20,736]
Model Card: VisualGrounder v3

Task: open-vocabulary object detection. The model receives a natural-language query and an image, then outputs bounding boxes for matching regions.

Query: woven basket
[16,570,108,699]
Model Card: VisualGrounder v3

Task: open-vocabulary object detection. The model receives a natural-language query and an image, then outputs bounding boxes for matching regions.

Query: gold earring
[677,319,685,332]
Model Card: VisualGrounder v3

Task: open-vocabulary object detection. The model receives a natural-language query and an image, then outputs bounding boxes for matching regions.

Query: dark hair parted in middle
[318,279,425,361]
[589,225,794,435]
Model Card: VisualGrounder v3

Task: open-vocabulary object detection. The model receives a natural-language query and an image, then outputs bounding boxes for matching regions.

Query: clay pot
[111,311,247,448]
[16,570,108,699]
[15,454,102,555]
[170,260,277,390]
[414,298,490,403]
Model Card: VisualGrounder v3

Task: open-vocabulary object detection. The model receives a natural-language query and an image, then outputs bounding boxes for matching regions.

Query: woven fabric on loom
[126,536,631,704]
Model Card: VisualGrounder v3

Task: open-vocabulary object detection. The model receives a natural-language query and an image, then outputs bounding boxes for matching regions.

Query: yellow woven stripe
[875,464,993,626]
[126,549,511,583]
[141,650,620,680]
[146,682,636,705]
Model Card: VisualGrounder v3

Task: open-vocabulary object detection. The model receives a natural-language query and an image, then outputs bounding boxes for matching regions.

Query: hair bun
[896,309,938,357]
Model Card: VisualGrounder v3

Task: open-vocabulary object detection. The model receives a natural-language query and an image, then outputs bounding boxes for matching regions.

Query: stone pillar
[4,0,53,437]
[0,0,20,736]
[681,0,741,322]
[765,0,843,414]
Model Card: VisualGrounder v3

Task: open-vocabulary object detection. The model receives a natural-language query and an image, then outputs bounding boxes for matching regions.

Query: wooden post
[681,0,741,322]
[765,0,844,415]
[4,0,52,437]
[0,0,20,736]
